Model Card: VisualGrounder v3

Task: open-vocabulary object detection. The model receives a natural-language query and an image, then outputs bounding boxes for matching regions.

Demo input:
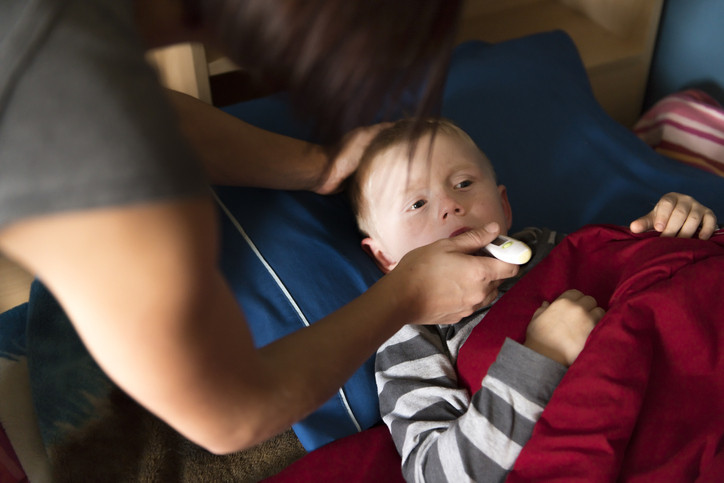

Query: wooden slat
[0,256,33,313]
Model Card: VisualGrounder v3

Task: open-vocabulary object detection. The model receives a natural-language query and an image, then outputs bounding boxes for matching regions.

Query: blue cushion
[0,301,27,362]
[214,188,382,449]
[217,30,724,451]
[442,34,724,234]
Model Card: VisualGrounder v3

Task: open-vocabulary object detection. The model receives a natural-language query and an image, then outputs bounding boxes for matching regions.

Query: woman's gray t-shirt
[0,0,207,229]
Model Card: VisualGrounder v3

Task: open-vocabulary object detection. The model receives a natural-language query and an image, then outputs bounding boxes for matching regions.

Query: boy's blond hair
[348,118,497,237]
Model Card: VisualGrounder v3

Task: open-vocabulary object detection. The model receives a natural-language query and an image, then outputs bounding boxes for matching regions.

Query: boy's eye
[455,180,472,189]
[411,199,426,210]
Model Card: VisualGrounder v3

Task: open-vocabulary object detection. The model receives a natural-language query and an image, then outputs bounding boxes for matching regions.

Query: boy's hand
[524,290,605,367]
[629,192,718,240]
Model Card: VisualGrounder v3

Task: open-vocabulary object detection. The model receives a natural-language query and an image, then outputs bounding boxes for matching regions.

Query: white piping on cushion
[213,191,362,433]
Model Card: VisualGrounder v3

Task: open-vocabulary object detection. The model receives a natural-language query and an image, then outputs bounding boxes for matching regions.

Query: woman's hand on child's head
[390,223,519,326]
[313,122,392,194]
[524,289,605,367]
[629,192,718,240]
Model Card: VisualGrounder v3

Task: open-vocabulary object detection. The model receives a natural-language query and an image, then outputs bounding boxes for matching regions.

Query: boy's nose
[441,198,465,219]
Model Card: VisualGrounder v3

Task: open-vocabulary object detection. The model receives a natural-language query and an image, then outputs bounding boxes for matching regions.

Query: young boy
[347,118,718,482]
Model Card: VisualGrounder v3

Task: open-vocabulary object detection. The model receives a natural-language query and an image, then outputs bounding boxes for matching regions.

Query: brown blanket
[50,388,306,482]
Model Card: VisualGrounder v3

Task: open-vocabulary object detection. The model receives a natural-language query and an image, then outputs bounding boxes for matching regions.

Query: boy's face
[361,132,513,273]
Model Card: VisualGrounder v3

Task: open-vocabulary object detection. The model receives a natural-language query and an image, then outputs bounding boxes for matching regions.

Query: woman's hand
[630,192,718,240]
[313,122,391,194]
[524,289,605,367]
[384,223,519,326]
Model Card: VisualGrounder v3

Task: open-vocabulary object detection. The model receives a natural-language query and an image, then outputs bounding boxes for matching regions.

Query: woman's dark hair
[187,0,462,142]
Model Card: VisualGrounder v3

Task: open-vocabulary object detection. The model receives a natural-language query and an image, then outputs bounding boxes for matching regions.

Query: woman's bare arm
[168,91,386,194]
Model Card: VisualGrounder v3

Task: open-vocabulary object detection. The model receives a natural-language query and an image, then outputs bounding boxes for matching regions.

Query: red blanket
[268,225,724,482]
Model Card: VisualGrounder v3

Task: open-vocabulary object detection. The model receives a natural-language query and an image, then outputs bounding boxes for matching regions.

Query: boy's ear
[360,237,397,274]
[498,184,513,231]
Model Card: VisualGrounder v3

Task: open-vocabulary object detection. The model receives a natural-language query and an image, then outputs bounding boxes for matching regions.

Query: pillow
[634,89,724,177]
[22,30,724,459]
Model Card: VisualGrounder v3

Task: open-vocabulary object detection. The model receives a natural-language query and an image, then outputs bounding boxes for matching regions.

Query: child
[347,118,718,482]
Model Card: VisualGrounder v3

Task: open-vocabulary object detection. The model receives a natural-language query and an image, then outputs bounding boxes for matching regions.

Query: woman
[0,0,517,453]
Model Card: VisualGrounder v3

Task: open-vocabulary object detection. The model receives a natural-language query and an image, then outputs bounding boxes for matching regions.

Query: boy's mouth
[449,227,471,238]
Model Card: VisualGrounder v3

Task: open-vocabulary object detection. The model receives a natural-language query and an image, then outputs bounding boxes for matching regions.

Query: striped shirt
[376,228,566,482]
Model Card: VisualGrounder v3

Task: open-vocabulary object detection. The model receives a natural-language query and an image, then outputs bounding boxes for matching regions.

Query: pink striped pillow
[634,89,724,177]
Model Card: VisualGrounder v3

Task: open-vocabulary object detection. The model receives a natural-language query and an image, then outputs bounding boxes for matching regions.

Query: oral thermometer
[483,235,532,264]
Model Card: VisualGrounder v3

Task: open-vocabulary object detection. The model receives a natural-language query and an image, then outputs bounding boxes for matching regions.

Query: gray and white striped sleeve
[376,326,566,483]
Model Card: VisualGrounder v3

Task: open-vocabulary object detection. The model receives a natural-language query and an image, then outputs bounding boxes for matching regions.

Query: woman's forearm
[167,90,328,190]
